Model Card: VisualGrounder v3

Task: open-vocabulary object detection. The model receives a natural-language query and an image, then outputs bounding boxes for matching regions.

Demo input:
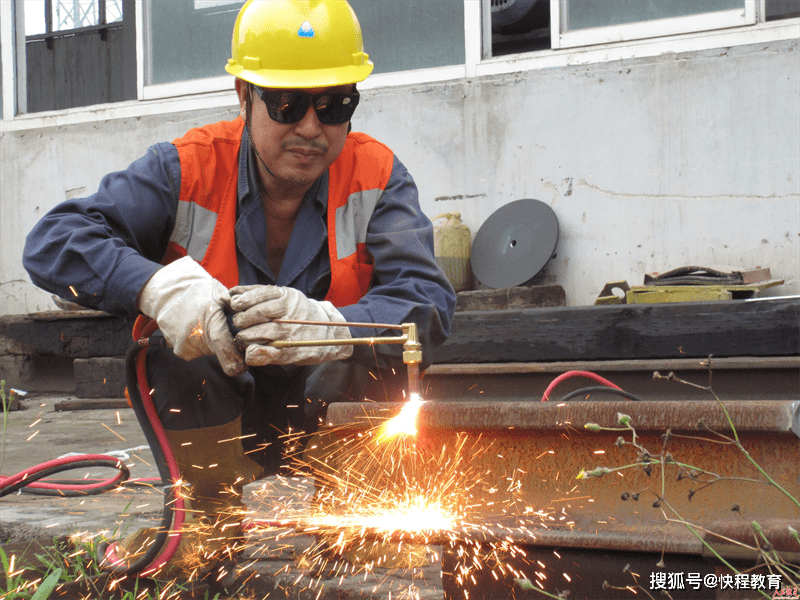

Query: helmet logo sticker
[298,21,315,38]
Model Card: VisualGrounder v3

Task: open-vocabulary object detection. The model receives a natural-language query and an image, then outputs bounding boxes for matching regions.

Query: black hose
[0,460,130,498]
[557,386,645,403]
[96,338,176,577]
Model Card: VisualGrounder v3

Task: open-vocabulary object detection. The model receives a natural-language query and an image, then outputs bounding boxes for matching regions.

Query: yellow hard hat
[225,0,374,89]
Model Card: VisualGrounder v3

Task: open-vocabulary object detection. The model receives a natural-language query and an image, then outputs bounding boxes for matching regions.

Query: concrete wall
[1,39,798,315]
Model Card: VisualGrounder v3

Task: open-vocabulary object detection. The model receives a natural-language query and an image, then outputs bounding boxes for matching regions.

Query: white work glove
[138,256,246,376]
[229,285,353,366]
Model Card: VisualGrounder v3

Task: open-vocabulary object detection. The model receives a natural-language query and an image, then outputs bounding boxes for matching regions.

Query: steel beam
[323,399,800,599]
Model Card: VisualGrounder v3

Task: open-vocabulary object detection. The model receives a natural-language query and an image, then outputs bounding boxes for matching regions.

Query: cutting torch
[230,317,423,397]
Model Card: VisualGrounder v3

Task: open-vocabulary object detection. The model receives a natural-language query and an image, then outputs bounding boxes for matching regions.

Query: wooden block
[432,298,800,364]
[455,285,566,312]
[74,357,127,398]
[0,354,75,393]
[628,280,783,302]
[740,267,771,284]
[54,399,130,411]
[627,288,733,304]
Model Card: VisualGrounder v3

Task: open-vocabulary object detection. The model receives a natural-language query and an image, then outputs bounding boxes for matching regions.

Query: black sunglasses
[252,86,360,125]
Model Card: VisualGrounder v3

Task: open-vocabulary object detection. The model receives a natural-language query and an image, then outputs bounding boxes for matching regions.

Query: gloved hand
[229,285,353,366]
[137,256,246,376]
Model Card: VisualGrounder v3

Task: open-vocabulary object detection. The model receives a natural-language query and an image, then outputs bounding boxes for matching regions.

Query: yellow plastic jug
[432,212,473,292]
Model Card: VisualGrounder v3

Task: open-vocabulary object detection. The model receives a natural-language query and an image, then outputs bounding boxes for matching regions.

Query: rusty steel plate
[319,400,800,599]
[323,400,800,547]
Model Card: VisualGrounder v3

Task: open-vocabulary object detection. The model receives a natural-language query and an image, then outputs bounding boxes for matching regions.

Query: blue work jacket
[23,126,456,367]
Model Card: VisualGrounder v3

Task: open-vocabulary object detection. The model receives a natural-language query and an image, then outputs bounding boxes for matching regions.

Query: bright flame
[358,499,455,532]
[375,395,424,442]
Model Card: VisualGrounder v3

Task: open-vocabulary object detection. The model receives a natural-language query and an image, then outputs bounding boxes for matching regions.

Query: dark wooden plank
[0,312,135,358]
[54,399,130,411]
[432,298,800,364]
[455,285,565,312]
[74,357,126,398]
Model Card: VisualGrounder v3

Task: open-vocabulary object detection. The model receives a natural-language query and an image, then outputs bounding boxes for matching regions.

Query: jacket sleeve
[337,156,456,369]
[23,143,181,317]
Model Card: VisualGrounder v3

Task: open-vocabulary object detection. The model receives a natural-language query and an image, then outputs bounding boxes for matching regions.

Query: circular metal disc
[470,199,559,289]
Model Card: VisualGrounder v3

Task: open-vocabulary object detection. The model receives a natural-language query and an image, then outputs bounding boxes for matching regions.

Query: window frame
[0,0,797,127]
[550,0,760,50]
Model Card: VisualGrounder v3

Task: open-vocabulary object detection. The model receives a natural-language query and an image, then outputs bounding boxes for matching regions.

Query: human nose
[293,104,323,138]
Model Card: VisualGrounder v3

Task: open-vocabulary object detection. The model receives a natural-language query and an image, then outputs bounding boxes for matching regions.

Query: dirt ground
[0,394,444,600]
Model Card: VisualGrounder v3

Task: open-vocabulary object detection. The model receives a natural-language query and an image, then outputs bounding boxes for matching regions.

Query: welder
[22,0,455,577]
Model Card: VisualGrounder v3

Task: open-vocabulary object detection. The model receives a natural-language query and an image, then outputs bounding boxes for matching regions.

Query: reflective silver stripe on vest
[334,189,382,259]
[170,200,218,261]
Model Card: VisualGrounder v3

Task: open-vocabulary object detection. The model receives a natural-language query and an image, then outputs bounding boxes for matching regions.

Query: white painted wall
[1,39,798,315]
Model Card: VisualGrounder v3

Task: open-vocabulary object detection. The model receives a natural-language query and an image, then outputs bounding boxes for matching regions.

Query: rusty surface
[321,399,800,599]
[327,400,800,433]
[324,400,800,550]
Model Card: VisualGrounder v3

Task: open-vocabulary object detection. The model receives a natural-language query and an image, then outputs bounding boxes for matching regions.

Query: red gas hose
[0,316,187,576]
[0,455,129,497]
[103,316,186,576]
[540,370,623,402]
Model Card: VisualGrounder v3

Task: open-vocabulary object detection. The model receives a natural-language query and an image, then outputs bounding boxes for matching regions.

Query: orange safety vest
[161,117,394,307]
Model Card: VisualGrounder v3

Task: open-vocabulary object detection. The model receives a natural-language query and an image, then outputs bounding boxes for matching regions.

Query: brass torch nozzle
[402,322,422,398]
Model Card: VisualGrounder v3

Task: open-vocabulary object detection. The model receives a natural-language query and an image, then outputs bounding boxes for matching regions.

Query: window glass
[24,0,123,34]
[149,0,244,85]
[25,0,47,35]
[148,0,465,86]
[491,0,551,57]
[564,0,743,31]
[348,0,465,74]
[766,0,800,19]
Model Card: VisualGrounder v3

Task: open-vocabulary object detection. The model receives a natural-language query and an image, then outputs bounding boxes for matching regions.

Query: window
[552,0,755,49]
[22,0,134,113]
[25,0,123,34]
[0,0,797,119]
[487,0,799,58]
[148,0,244,85]
[490,0,551,57]
[349,0,465,75]
[145,0,465,86]
[765,0,800,19]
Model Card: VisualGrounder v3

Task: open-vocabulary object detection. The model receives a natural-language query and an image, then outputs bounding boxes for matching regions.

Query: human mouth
[283,139,327,157]
[287,147,321,157]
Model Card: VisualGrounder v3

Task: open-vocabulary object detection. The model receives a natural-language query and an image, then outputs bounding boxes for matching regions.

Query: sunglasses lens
[263,91,310,124]
[313,93,360,125]
[256,87,359,125]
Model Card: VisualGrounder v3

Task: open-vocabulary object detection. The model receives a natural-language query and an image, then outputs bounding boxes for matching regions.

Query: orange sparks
[190,320,205,340]
[101,422,126,441]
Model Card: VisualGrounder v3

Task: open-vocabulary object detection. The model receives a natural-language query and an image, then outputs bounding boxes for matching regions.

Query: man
[23,0,455,578]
